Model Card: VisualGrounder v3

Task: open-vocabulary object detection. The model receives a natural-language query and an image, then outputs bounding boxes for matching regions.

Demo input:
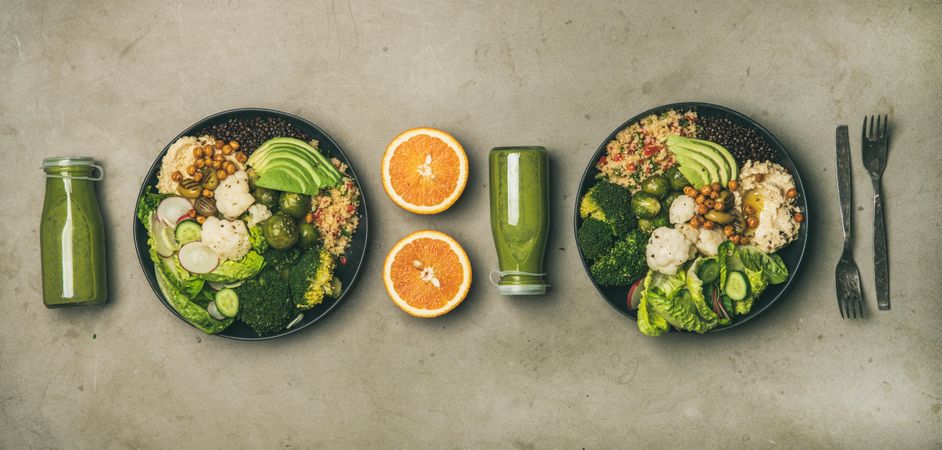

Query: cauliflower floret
[696,227,725,257]
[646,226,697,275]
[675,223,699,243]
[244,203,272,228]
[215,171,255,219]
[201,216,251,261]
[669,195,696,224]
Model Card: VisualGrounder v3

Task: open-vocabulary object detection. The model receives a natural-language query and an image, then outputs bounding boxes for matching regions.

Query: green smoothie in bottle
[489,147,549,295]
[40,157,107,307]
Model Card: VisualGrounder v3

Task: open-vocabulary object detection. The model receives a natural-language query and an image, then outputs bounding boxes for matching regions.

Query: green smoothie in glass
[40,157,107,307]
[489,147,549,295]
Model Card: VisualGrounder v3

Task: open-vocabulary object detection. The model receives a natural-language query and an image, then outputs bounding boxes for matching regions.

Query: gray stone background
[2,1,941,448]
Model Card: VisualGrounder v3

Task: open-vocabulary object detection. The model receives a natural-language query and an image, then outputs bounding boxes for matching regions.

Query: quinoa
[698,115,777,165]
[312,158,360,257]
[597,109,698,191]
[197,116,312,155]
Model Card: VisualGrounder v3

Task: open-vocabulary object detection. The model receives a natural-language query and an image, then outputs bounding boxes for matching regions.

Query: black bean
[698,116,777,165]
[196,116,311,155]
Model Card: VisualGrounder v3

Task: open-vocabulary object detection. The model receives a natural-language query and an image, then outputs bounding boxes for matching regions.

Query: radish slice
[286,313,304,330]
[156,197,193,226]
[207,280,244,291]
[154,220,178,257]
[177,242,219,274]
[206,301,226,320]
[627,278,644,310]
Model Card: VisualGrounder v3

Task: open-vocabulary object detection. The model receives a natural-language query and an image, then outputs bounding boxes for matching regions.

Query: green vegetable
[725,271,748,301]
[637,271,670,336]
[638,269,718,335]
[155,267,232,334]
[174,220,202,245]
[665,167,689,191]
[697,259,720,285]
[640,175,670,199]
[297,222,319,249]
[630,192,661,219]
[717,242,789,316]
[214,288,239,318]
[248,225,268,253]
[253,187,278,209]
[661,191,681,213]
[279,192,311,219]
[136,187,165,231]
[247,137,341,196]
[235,268,295,336]
[576,217,617,260]
[589,230,647,286]
[288,247,336,309]
[200,251,265,283]
[262,212,299,250]
[579,181,635,236]
[264,246,301,282]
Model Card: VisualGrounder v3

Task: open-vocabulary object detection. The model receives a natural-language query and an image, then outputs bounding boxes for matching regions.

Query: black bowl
[133,108,369,340]
[574,102,808,332]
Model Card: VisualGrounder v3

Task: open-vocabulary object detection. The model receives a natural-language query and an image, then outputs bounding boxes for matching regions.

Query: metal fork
[836,125,864,319]
[862,115,890,310]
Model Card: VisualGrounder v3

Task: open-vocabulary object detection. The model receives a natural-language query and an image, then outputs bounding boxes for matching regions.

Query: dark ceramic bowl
[574,102,808,332]
[133,108,368,340]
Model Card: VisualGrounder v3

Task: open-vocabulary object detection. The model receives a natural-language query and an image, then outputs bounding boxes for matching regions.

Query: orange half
[383,230,472,318]
[382,128,468,214]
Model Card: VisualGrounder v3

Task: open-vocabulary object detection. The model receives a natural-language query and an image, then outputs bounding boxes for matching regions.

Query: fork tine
[882,114,888,139]
[876,115,881,138]
[869,115,875,138]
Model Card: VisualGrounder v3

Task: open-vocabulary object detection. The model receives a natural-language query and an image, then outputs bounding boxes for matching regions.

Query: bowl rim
[132,107,369,341]
[573,101,809,332]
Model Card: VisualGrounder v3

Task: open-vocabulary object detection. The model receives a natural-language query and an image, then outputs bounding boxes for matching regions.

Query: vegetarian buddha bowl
[575,103,808,335]
[133,109,368,340]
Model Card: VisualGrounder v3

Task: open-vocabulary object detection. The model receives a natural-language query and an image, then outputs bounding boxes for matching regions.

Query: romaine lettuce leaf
[249,225,268,253]
[641,268,718,334]
[200,251,266,283]
[155,267,232,334]
[637,270,670,336]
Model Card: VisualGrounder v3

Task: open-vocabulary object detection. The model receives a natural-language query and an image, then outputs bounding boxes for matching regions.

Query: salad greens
[637,243,788,336]
[200,251,265,283]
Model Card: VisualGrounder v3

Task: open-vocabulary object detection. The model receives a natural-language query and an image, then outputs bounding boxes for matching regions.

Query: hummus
[734,160,800,252]
[156,135,216,194]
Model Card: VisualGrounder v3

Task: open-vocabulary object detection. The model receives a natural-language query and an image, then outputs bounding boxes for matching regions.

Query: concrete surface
[2,1,941,448]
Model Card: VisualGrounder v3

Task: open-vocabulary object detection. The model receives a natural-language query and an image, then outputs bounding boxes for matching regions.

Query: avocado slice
[247,138,343,195]
[667,136,730,186]
[693,138,739,181]
[669,144,720,188]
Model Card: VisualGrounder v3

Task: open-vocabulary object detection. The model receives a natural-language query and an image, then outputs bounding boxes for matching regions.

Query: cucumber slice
[698,260,720,285]
[175,220,202,246]
[725,271,748,301]
[214,288,239,318]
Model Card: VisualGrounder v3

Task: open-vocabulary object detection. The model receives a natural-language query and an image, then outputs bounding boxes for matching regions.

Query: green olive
[176,179,201,199]
[297,222,318,249]
[661,191,681,213]
[630,192,661,219]
[253,187,278,209]
[279,192,311,219]
[201,169,219,190]
[665,167,689,191]
[640,175,670,199]
[704,210,735,224]
[262,213,298,250]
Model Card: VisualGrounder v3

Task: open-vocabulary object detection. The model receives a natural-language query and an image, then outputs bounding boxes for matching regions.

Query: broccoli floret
[288,247,336,309]
[577,217,617,260]
[579,181,635,235]
[234,268,295,336]
[263,246,301,281]
[590,230,648,286]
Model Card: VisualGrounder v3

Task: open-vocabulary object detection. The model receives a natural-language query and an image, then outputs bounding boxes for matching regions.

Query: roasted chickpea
[696,204,709,215]
[786,188,798,199]
[695,194,706,205]
[724,225,735,237]
[747,215,760,228]
[235,152,247,163]
[709,191,719,200]
[744,205,756,215]
[739,236,750,245]
[304,211,315,224]
[214,139,224,149]
[794,212,804,222]
[213,153,224,162]
[196,215,206,224]
[730,234,741,245]
[192,147,203,158]
[683,186,698,198]
[202,188,213,198]
[193,171,204,182]
[225,162,236,174]
[703,220,715,230]
[217,169,228,180]
[728,179,739,190]
[222,144,233,155]
[204,145,215,155]
[196,159,206,169]
[171,171,183,182]
[230,140,240,151]
[714,201,726,211]
[212,160,223,169]
[689,217,701,229]
[711,182,722,192]
[203,156,213,165]
[186,165,197,176]
[704,199,715,209]
[699,185,712,196]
